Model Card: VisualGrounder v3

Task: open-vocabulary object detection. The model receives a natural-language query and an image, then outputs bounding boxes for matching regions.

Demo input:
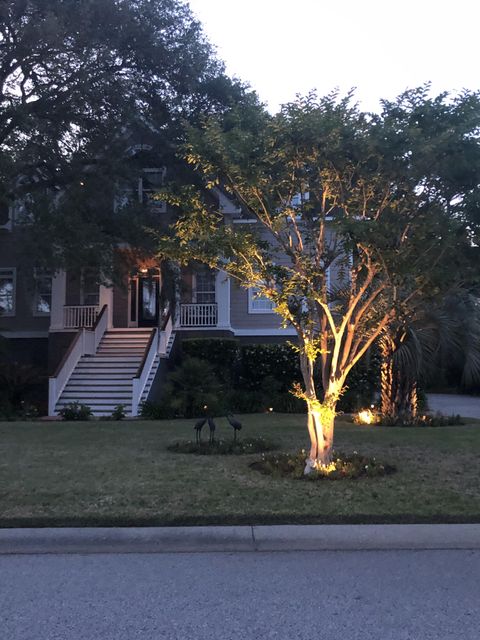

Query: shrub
[161,357,224,418]
[111,404,127,421]
[59,402,93,421]
[181,338,240,385]
[140,400,176,419]
[167,436,278,455]
[251,450,396,480]
[378,413,464,427]
[225,389,265,413]
[0,361,45,410]
[238,343,301,392]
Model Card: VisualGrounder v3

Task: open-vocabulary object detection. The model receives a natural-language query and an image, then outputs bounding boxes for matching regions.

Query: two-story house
[0,178,298,417]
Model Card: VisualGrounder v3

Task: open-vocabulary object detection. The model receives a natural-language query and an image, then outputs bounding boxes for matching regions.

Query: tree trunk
[380,337,418,423]
[380,338,395,418]
[298,349,339,473]
[304,392,338,473]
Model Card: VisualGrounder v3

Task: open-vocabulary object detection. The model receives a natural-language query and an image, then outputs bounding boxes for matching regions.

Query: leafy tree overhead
[158,89,480,472]
[0,0,253,272]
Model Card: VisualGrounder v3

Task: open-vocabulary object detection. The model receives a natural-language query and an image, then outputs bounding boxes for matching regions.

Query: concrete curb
[1,524,480,554]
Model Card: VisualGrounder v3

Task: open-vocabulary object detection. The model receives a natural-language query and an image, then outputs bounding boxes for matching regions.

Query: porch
[49,266,231,330]
[176,265,230,329]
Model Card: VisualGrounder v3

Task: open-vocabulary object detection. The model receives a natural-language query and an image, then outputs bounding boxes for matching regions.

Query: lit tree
[158,90,479,471]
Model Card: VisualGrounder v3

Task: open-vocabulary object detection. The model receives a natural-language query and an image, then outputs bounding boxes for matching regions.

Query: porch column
[172,262,182,328]
[49,270,67,331]
[215,269,231,329]
[99,284,114,328]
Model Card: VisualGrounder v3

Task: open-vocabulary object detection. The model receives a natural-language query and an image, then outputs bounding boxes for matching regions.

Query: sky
[187,0,480,113]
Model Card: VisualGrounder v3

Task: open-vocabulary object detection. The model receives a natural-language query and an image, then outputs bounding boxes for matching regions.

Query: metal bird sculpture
[226,413,242,442]
[207,417,216,444]
[193,417,207,444]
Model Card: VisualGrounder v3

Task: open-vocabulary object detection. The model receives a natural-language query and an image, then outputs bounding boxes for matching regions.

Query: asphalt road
[1,550,479,639]
[427,393,480,418]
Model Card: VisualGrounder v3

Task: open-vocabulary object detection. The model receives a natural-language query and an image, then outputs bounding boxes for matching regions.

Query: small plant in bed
[250,450,397,480]
[167,436,278,455]
[378,413,464,427]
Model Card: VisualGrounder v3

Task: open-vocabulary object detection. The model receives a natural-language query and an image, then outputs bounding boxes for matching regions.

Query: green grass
[1,414,480,527]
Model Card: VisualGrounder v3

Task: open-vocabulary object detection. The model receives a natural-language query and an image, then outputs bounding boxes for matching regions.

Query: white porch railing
[132,328,158,416]
[64,305,99,329]
[180,303,217,327]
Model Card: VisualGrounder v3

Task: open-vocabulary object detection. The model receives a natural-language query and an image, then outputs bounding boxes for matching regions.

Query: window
[290,191,309,207]
[248,287,275,313]
[33,270,52,315]
[12,196,34,225]
[0,268,16,315]
[139,168,167,213]
[193,266,216,304]
[80,269,99,306]
[0,200,11,231]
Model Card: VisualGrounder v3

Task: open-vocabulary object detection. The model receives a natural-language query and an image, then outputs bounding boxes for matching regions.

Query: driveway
[427,393,480,419]
[1,550,480,639]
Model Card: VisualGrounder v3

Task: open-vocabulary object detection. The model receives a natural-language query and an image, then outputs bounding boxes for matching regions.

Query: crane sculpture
[207,417,216,444]
[226,413,242,442]
[193,417,206,444]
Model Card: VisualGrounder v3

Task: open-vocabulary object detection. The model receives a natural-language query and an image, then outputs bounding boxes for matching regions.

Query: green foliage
[140,401,175,420]
[0,361,45,409]
[161,357,223,418]
[159,87,480,436]
[111,405,127,421]
[167,436,278,455]
[339,348,381,412]
[0,401,39,421]
[181,338,240,385]
[379,413,464,427]
[251,451,396,480]
[59,402,93,421]
[225,389,265,413]
[238,344,301,391]
[156,338,378,416]
[2,0,254,276]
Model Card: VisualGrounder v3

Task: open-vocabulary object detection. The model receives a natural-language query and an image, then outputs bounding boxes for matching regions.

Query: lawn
[1,414,480,527]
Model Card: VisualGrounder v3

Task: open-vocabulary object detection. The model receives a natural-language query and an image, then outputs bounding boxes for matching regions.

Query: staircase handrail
[48,328,85,416]
[48,304,110,415]
[158,310,173,356]
[92,304,108,353]
[132,328,158,416]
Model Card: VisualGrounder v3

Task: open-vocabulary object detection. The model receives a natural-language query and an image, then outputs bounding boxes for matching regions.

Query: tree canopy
[0,0,253,272]
[158,88,480,470]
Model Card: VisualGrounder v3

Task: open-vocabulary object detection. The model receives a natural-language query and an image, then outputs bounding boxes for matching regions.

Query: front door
[138,276,160,327]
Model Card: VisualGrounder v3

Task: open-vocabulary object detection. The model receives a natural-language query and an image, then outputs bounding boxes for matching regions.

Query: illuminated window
[248,287,275,313]
[0,268,15,315]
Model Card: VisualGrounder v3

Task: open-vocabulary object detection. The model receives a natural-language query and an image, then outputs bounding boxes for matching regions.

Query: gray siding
[0,229,50,334]
[230,281,282,330]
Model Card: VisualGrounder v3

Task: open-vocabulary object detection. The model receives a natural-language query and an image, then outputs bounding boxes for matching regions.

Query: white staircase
[139,331,175,404]
[55,329,155,417]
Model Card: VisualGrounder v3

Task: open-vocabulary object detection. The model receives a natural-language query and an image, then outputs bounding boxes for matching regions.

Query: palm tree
[380,291,480,423]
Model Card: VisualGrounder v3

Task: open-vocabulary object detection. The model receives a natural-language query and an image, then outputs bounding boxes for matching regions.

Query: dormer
[138,167,167,213]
